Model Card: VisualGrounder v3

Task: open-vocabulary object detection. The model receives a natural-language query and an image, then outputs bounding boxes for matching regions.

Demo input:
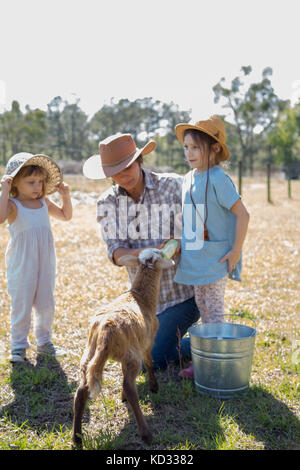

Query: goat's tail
[86,326,111,399]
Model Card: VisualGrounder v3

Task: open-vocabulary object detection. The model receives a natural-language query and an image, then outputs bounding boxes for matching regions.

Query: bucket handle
[224,313,257,336]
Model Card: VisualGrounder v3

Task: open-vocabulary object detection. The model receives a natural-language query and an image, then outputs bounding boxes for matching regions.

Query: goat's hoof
[141,431,153,445]
[150,382,159,393]
[72,435,83,450]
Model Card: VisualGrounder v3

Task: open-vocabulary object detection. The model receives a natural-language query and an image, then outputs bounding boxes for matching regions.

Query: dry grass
[0,173,299,450]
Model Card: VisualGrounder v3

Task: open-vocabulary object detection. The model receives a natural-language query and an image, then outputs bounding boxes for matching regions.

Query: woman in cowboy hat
[0,153,72,362]
[83,133,200,370]
[173,115,250,378]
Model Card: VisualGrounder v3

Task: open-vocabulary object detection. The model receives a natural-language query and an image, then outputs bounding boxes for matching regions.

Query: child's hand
[0,175,13,193]
[57,182,70,198]
[219,249,240,273]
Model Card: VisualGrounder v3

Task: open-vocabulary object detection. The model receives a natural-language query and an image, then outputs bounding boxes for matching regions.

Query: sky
[1,0,300,123]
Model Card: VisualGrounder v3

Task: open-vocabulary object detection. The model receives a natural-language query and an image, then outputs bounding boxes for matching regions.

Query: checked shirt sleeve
[97,190,130,265]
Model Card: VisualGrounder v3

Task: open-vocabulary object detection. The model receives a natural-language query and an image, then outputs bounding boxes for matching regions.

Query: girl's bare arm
[220,198,250,273]
[45,182,73,221]
[0,176,15,224]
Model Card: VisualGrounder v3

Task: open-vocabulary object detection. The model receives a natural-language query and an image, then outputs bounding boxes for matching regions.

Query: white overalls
[5,198,56,350]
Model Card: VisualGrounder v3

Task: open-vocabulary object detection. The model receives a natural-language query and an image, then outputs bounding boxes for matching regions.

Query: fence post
[238,160,242,196]
[267,162,272,203]
[287,164,292,199]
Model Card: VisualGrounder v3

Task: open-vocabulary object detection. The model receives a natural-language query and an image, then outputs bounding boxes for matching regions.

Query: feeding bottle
[160,239,179,259]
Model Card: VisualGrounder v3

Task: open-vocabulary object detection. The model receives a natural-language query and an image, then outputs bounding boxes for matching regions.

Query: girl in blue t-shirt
[174,115,250,377]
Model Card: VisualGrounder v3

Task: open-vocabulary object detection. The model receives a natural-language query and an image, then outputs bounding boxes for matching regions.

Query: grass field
[0,174,299,450]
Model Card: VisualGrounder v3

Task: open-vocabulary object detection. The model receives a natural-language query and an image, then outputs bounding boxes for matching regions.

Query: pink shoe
[179,362,194,378]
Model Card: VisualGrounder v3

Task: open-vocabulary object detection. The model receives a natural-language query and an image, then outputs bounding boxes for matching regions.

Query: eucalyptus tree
[213,66,286,174]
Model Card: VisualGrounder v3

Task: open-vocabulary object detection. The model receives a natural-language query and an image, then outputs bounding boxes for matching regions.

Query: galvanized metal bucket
[188,314,257,399]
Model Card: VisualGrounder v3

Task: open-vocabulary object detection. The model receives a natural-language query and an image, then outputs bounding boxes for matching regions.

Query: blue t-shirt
[174,166,242,286]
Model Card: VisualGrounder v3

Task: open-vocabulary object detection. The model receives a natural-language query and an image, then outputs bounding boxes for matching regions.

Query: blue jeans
[151,297,200,370]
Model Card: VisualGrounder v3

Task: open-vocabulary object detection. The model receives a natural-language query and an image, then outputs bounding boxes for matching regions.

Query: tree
[22,106,47,153]
[267,103,300,194]
[213,66,286,174]
[0,96,191,169]
[1,101,25,158]
[60,99,89,161]
[219,119,242,171]
[155,101,190,171]
[88,98,191,170]
[88,98,148,147]
[46,96,66,159]
[0,101,47,164]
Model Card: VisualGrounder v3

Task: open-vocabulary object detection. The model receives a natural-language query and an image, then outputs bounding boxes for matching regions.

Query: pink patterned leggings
[194,276,228,323]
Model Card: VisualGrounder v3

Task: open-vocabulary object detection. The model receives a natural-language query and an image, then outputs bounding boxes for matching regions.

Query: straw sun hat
[5,152,63,195]
[83,133,156,179]
[175,115,230,161]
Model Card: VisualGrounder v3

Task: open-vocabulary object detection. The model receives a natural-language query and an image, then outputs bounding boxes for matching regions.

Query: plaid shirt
[97,169,194,314]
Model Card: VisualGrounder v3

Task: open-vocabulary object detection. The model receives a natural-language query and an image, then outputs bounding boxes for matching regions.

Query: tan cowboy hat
[175,115,230,161]
[5,152,63,194]
[83,133,156,179]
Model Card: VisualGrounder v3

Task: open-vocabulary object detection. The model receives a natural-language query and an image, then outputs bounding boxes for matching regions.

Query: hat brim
[83,139,156,180]
[9,154,63,195]
[175,123,230,161]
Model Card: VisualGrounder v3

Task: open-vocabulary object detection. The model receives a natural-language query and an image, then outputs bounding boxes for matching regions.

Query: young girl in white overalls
[0,153,72,363]
[174,116,250,377]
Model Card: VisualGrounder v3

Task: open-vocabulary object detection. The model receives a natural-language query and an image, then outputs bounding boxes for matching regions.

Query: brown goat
[72,248,173,447]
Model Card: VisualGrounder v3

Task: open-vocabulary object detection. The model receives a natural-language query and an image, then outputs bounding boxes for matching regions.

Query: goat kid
[72,248,174,447]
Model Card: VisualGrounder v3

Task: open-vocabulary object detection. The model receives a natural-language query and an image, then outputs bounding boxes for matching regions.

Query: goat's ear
[156,257,175,269]
[118,255,140,267]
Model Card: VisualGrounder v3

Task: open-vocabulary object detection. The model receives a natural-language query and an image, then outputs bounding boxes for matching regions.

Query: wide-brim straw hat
[5,152,63,194]
[83,133,156,179]
[175,115,230,161]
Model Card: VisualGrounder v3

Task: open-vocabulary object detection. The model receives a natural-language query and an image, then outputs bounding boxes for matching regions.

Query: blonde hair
[10,165,48,198]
